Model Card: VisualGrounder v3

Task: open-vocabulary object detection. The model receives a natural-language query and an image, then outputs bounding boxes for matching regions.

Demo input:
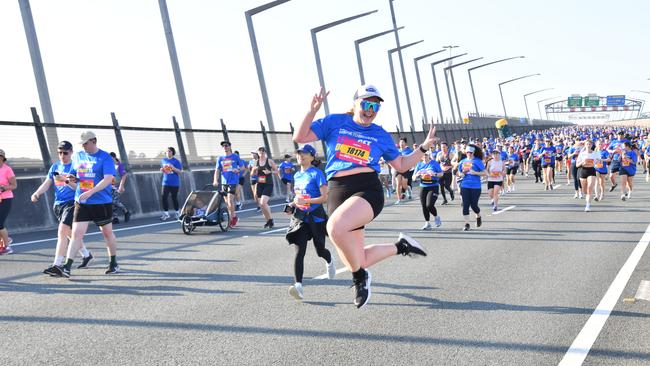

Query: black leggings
[162,185,180,211]
[439,172,453,201]
[0,198,12,230]
[291,225,331,283]
[532,160,542,181]
[571,163,582,191]
[419,186,439,221]
[460,187,481,216]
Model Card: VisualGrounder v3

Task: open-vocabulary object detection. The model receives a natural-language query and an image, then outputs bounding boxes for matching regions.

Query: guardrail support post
[289,122,299,151]
[220,118,229,143]
[110,112,130,170]
[172,116,190,171]
[31,107,51,172]
[260,121,272,159]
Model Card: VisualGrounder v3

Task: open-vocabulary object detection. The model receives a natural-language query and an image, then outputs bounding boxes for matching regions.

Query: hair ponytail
[311,158,322,167]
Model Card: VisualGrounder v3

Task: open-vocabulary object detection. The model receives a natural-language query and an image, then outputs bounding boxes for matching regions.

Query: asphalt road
[1,172,649,366]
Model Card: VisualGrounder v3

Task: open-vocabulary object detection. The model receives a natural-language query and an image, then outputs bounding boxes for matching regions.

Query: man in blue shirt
[30,141,93,277]
[607,131,628,192]
[395,137,414,204]
[214,141,243,228]
[63,131,120,277]
[279,154,296,203]
[160,146,183,221]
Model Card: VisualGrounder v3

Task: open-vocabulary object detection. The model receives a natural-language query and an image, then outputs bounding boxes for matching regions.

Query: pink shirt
[0,163,15,199]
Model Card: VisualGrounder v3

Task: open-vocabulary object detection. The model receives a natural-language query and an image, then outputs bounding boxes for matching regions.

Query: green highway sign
[584,96,599,107]
[568,96,583,107]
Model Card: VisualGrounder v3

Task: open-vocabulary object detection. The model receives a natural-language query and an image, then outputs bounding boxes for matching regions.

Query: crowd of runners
[1,84,649,308]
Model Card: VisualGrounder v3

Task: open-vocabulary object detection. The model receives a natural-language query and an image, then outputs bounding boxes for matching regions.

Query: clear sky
[1,0,649,131]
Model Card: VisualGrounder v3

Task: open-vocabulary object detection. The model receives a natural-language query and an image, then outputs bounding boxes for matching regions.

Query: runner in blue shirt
[607,131,628,192]
[279,154,296,203]
[594,143,610,202]
[644,137,650,182]
[30,140,93,277]
[293,85,434,308]
[413,152,443,230]
[214,141,243,228]
[540,139,556,190]
[248,152,260,212]
[456,144,487,231]
[160,147,183,221]
[505,145,520,192]
[619,141,638,201]
[62,131,120,277]
[528,140,543,183]
[394,137,414,204]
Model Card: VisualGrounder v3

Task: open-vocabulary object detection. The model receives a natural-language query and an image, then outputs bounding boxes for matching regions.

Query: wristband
[419,145,428,153]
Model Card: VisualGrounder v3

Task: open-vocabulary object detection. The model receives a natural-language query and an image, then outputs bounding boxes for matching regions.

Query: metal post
[388,40,423,131]
[31,107,51,172]
[430,54,467,125]
[409,125,416,145]
[467,56,525,116]
[289,123,299,150]
[172,116,190,171]
[110,112,130,170]
[19,0,59,159]
[449,68,462,123]
[220,118,229,143]
[245,0,291,132]
[355,27,403,85]
[389,0,415,130]
[443,69,456,123]
[158,0,197,157]
[468,70,478,116]
[260,121,272,159]
[524,95,531,123]
[499,84,507,117]
[414,50,445,123]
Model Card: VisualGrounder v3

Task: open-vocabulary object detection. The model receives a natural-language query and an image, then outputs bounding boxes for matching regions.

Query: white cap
[79,131,97,144]
[353,84,384,102]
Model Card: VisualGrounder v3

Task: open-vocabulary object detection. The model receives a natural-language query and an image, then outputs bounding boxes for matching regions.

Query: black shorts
[487,181,503,190]
[610,161,621,173]
[579,167,596,179]
[620,167,635,177]
[251,178,258,185]
[556,156,564,162]
[256,183,273,198]
[0,198,12,230]
[281,178,293,185]
[327,172,384,219]
[53,201,75,227]
[506,166,519,175]
[73,202,113,226]
[238,176,245,186]
[396,170,414,180]
[222,184,237,195]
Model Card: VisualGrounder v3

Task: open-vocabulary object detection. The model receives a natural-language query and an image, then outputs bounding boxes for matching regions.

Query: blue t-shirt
[310,114,400,180]
[541,146,555,166]
[70,149,115,204]
[47,162,75,204]
[531,147,543,161]
[621,150,638,175]
[500,151,508,161]
[608,139,628,162]
[595,150,609,174]
[414,160,442,187]
[644,145,650,157]
[161,157,182,187]
[458,157,485,189]
[292,166,327,223]
[279,161,295,181]
[217,153,243,185]
[249,160,258,180]
[506,153,520,168]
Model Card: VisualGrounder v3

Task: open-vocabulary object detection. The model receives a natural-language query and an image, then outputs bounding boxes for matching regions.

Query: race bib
[490,171,502,177]
[335,137,370,166]
[595,161,603,169]
[295,193,311,211]
[222,159,233,172]
[163,165,173,174]
[544,157,551,164]
[79,180,94,192]
[258,176,267,184]
[622,160,630,167]
[584,158,594,167]
[284,168,292,174]
[462,161,473,173]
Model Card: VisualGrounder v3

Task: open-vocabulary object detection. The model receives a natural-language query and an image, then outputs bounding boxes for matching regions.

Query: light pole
[444,57,483,123]
[430,54,467,124]
[498,73,541,118]
[245,0,291,132]
[414,50,445,123]
[311,10,378,116]
[467,56,525,116]
[389,0,416,130]
[523,88,554,123]
[631,90,650,116]
[537,96,561,120]
[389,40,423,131]
[442,45,459,65]
[354,27,403,85]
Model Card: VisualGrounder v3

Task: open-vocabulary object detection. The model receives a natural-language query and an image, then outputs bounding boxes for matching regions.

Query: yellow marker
[623,297,636,303]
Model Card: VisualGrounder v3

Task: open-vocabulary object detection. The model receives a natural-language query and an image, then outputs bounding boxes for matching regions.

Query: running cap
[296,144,316,156]
[57,141,73,151]
[220,141,231,147]
[79,131,97,144]
[354,84,384,102]
[0,149,5,158]
[466,145,476,153]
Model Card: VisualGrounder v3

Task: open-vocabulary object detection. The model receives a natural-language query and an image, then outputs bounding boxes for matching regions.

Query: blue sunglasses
[360,100,381,112]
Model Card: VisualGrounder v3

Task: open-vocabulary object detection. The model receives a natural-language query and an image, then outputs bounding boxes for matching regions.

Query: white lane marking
[260,227,289,235]
[553,184,562,190]
[559,223,650,366]
[491,205,516,215]
[11,203,288,247]
[314,267,349,280]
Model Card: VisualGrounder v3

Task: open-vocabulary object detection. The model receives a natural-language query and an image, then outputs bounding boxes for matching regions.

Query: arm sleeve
[174,159,182,169]
[316,169,327,187]
[381,133,400,162]
[47,164,55,180]
[118,163,127,175]
[216,158,222,172]
[310,114,335,141]
[475,160,486,172]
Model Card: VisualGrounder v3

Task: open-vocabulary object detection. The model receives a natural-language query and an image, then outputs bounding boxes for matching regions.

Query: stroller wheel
[218,209,230,232]
[181,216,194,235]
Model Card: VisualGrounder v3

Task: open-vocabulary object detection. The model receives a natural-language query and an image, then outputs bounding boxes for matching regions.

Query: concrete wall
[5,169,290,234]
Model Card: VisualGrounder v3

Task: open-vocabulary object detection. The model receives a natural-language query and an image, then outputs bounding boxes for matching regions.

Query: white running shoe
[397,233,427,257]
[621,194,627,201]
[406,186,413,199]
[626,191,632,200]
[160,212,171,221]
[421,222,432,231]
[326,259,336,279]
[289,283,304,300]
[573,192,578,199]
[578,193,583,199]
[584,205,590,212]
[434,216,442,227]
[394,200,401,205]
[174,211,181,220]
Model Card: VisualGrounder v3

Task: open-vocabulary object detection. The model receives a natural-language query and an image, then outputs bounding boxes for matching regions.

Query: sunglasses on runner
[360,100,381,112]
[58,150,70,155]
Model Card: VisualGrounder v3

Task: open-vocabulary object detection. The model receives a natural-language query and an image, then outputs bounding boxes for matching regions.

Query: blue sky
[1,0,649,131]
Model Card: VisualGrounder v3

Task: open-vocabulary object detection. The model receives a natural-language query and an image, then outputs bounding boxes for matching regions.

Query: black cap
[220,141,231,147]
[57,141,73,151]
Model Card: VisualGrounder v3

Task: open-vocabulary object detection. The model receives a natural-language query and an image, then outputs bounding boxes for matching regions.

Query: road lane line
[559,223,650,366]
[553,184,562,190]
[260,227,289,235]
[491,205,516,215]
[314,267,349,280]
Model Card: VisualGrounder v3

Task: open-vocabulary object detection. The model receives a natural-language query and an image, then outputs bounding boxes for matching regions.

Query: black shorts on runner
[238,176,245,186]
[327,171,384,219]
[53,201,75,227]
[281,178,293,185]
[250,178,258,185]
[556,156,564,162]
[579,167,597,179]
[256,183,273,198]
[222,184,237,195]
[73,202,113,226]
[487,181,503,190]
[619,168,635,177]
[610,161,621,173]
[506,166,519,175]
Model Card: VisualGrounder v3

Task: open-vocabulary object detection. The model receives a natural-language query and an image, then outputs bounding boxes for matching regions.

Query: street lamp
[389,0,416,130]
[444,57,483,123]
[430,53,467,124]
[467,56,525,116]
[388,40,423,131]
[498,73,541,118]
[311,10,378,116]
[523,88,553,123]
[354,27,404,84]
[536,95,561,120]
[413,50,445,123]
[245,0,291,132]
[442,45,459,64]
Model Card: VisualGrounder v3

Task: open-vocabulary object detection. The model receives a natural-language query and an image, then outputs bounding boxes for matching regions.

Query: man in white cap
[61,131,120,277]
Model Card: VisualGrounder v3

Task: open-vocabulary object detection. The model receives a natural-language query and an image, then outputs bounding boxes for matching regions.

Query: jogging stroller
[178,184,230,235]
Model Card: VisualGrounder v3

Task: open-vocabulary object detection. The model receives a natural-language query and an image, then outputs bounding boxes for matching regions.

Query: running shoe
[264,219,274,229]
[112,217,119,225]
[230,216,239,228]
[289,283,304,300]
[441,200,448,206]
[434,216,442,227]
[174,211,181,220]
[77,252,94,269]
[621,194,627,201]
[609,184,617,192]
[579,193,583,199]
[43,265,58,276]
[352,269,371,309]
[584,205,591,212]
[394,200,401,205]
[463,223,470,231]
[105,264,121,274]
[51,265,70,278]
[236,202,243,211]
[593,197,599,202]
[450,191,455,201]
[406,187,412,199]
[327,259,336,279]
[397,233,427,257]
[255,207,261,213]
[493,206,498,212]
[160,212,170,221]
[0,246,13,255]
[573,193,578,199]
[124,211,131,223]
[550,185,554,190]
[476,216,482,227]
[421,222,432,231]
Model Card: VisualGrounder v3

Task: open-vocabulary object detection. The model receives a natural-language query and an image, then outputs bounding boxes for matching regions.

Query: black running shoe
[112,217,120,224]
[105,264,120,275]
[476,216,482,227]
[609,184,617,192]
[397,233,427,257]
[463,223,470,231]
[450,191,455,201]
[51,265,70,278]
[77,252,94,269]
[352,269,372,309]
[441,200,448,206]
[268,219,274,229]
[43,265,58,276]
[124,211,131,223]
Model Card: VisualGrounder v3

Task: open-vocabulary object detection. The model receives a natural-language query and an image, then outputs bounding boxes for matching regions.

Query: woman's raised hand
[421,125,437,149]
[310,87,330,113]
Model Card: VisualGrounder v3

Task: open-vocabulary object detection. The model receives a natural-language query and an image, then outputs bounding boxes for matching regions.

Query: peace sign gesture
[420,125,438,150]
[310,87,330,114]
